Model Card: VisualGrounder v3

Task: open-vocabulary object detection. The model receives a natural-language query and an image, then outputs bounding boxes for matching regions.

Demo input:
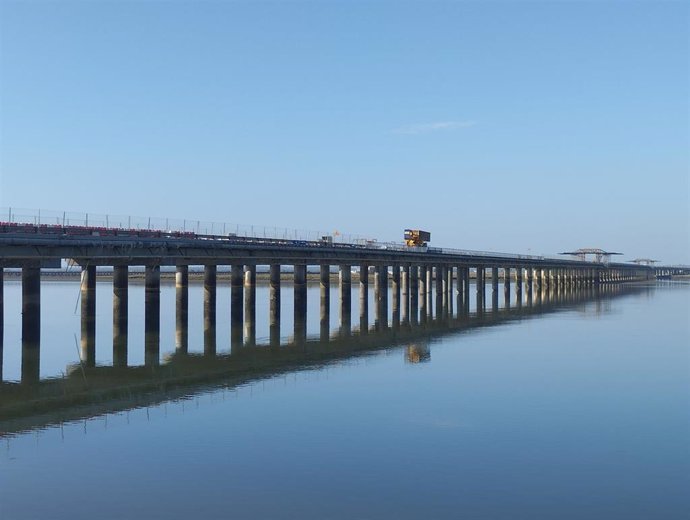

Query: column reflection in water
[113,265,129,366]
[144,265,160,367]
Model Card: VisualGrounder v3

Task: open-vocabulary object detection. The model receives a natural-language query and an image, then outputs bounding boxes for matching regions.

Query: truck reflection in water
[406,343,431,363]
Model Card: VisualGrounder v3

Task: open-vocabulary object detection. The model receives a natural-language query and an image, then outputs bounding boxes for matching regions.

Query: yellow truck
[404,229,431,247]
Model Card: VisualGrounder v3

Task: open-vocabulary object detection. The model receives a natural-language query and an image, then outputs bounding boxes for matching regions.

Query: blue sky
[1,0,688,262]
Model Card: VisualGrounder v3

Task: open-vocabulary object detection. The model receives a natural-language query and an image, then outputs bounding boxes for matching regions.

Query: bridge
[0,209,686,384]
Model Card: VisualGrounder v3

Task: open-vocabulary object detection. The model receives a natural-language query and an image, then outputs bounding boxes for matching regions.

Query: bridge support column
[462,267,470,314]
[114,265,129,366]
[391,264,401,328]
[144,265,160,366]
[410,266,419,323]
[491,267,499,310]
[515,267,523,307]
[294,264,307,343]
[401,265,410,324]
[435,265,444,318]
[231,265,243,347]
[504,267,511,303]
[269,264,281,346]
[339,264,351,336]
[0,267,3,380]
[204,265,217,355]
[320,264,330,341]
[80,265,96,368]
[244,265,256,346]
[426,267,433,317]
[476,267,485,313]
[359,264,369,333]
[446,266,453,316]
[22,266,41,384]
[418,266,427,321]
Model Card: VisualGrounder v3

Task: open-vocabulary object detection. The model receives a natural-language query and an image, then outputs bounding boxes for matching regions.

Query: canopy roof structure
[560,248,623,263]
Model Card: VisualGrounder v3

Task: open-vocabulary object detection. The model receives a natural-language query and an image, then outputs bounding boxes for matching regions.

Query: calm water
[0,279,688,519]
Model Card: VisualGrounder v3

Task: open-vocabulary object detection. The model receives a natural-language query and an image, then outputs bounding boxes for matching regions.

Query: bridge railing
[1,207,602,265]
[1,207,372,245]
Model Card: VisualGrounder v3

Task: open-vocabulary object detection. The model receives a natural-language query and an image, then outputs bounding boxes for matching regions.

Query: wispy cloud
[392,120,476,135]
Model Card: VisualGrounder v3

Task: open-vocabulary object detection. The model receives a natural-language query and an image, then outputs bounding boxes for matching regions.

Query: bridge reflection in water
[0,282,642,436]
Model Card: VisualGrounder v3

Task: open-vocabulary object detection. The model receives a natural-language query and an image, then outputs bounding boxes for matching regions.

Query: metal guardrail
[1,207,605,265]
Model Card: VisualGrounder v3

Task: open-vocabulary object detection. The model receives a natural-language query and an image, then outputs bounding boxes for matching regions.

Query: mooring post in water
[231,264,243,348]
[269,264,281,346]
[244,264,256,346]
[80,264,96,368]
[204,264,217,355]
[113,264,129,366]
[144,265,160,366]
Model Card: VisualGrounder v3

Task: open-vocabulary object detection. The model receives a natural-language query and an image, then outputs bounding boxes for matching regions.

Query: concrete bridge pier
[380,265,389,329]
[476,267,485,313]
[401,264,410,324]
[426,267,433,317]
[113,265,129,366]
[359,264,369,333]
[391,264,401,328]
[515,267,523,308]
[320,264,330,342]
[339,264,352,336]
[435,266,444,318]
[504,267,511,305]
[410,266,419,324]
[22,265,41,384]
[231,265,243,348]
[374,265,382,329]
[418,266,427,322]
[144,265,160,366]
[269,264,281,346]
[294,264,307,344]
[244,265,257,346]
[491,267,499,311]
[174,266,188,355]
[80,265,96,368]
[204,265,217,355]
[0,267,3,380]
[446,266,453,317]
[461,267,470,314]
